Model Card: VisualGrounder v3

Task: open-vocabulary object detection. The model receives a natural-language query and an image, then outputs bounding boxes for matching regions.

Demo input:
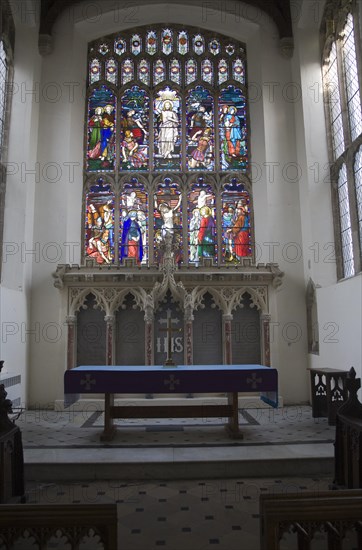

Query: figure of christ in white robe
[158,101,179,159]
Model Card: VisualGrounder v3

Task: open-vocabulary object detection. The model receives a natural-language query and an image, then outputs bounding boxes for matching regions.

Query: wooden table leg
[225,392,243,439]
[101,393,116,441]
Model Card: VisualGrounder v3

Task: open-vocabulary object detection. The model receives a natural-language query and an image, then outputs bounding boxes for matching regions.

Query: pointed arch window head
[0,40,9,157]
[341,13,362,141]
[84,26,252,267]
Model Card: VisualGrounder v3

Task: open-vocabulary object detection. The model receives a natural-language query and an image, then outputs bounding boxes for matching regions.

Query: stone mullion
[184,304,194,365]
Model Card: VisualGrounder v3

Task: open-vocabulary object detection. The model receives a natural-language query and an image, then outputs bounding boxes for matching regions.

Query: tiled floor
[25,476,334,550]
[11,404,345,549]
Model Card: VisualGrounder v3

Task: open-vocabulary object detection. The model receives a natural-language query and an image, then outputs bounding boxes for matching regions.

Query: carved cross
[80,374,96,391]
[164,374,180,391]
[247,373,262,390]
[159,309,181,366]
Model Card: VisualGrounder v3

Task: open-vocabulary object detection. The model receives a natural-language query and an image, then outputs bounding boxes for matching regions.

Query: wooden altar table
[64,364,278,440]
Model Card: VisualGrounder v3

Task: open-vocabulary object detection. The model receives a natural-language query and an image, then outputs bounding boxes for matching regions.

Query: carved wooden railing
[334,367,362,489]
[260,490,362,550]
[0,503,118,549]
[0,367,24,503]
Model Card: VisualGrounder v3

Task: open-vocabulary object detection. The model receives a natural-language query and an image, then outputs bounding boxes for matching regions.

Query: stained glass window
[85,27,251,266]
[186,87,214,171]
[233,59,245,84]
[186,59,197,85]
[162,29,173,55]
[188,181,216,263]
[154,59,166,85]
[89,58,101,84]
[106,58,117,85]
[115,38,126,56]
[222,181,251,262]
[178,31,189,55]
[170,59,181,85]
[131,34,142,56]
[218,59,228,84]
[193,34,205,55]
[85,180,115,265]
[146,31,157,55]
[139,59,150,85]
[120,180,148,264]
[219,86,247,171]
[87,86,116,172]
[202,59,213,84]
[121,59,134,85]
[120,87,149,171]
[154,179,183,264]
[154,88,181,171]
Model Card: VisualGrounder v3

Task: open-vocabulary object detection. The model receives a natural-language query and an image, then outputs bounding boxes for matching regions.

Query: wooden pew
[260,490,362,550]
[334,367,362,489]
[0,503,118,549]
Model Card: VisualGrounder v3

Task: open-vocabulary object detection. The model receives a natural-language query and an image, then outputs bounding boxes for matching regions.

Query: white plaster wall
[23,0,313,405]
[0,8,42,406]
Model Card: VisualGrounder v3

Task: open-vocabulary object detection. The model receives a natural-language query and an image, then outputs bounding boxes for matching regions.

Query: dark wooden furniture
[0,383,24,503]
[260,489,362,550]
[64,364,278,440]
[0,504,118,549]
[334,367,362,489]
[309,367,348,425]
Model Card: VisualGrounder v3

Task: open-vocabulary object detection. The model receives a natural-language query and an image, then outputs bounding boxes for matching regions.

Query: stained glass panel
[106,58,117,85]
[178,31,189,55]
[342,14,362,141]
[170,59,181,85]
[120,87,149,171]
[186,59,197,85]
[202,59,213,84]
[154,59,166,85]
[186,87,214,171]
[154,180,183,264]
[219,86,247,171]
[99,43,109,55]
[222,181,251,262]
[338,164,354,277]
[209,39,220,56]
[146,31,158,55]
[121,59,134,85]
[139,59,150,85]
[218,59,228,84]
[193,34,205,55]
[120,181,148,264]
[114,38,126,56]
[87,86,116,172]
[162,29,173,55]
[85,180,115,264]
[89,58,101,84]
[233,59,245,84]
[354,148,362,255]
[225,44,235,56]
[188,181,216,263]
[154,88,182,170]
[131,34,142,55]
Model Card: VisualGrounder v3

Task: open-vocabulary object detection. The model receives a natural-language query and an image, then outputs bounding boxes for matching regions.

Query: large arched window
[323,5,362,279]
[0,0,15,272]
[84,26,253,266]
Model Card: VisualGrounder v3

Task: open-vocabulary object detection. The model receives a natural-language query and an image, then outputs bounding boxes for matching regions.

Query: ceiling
[39,0,293,40]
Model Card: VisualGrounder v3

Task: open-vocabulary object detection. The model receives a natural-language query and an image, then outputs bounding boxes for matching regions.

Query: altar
[64,364,278,440]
